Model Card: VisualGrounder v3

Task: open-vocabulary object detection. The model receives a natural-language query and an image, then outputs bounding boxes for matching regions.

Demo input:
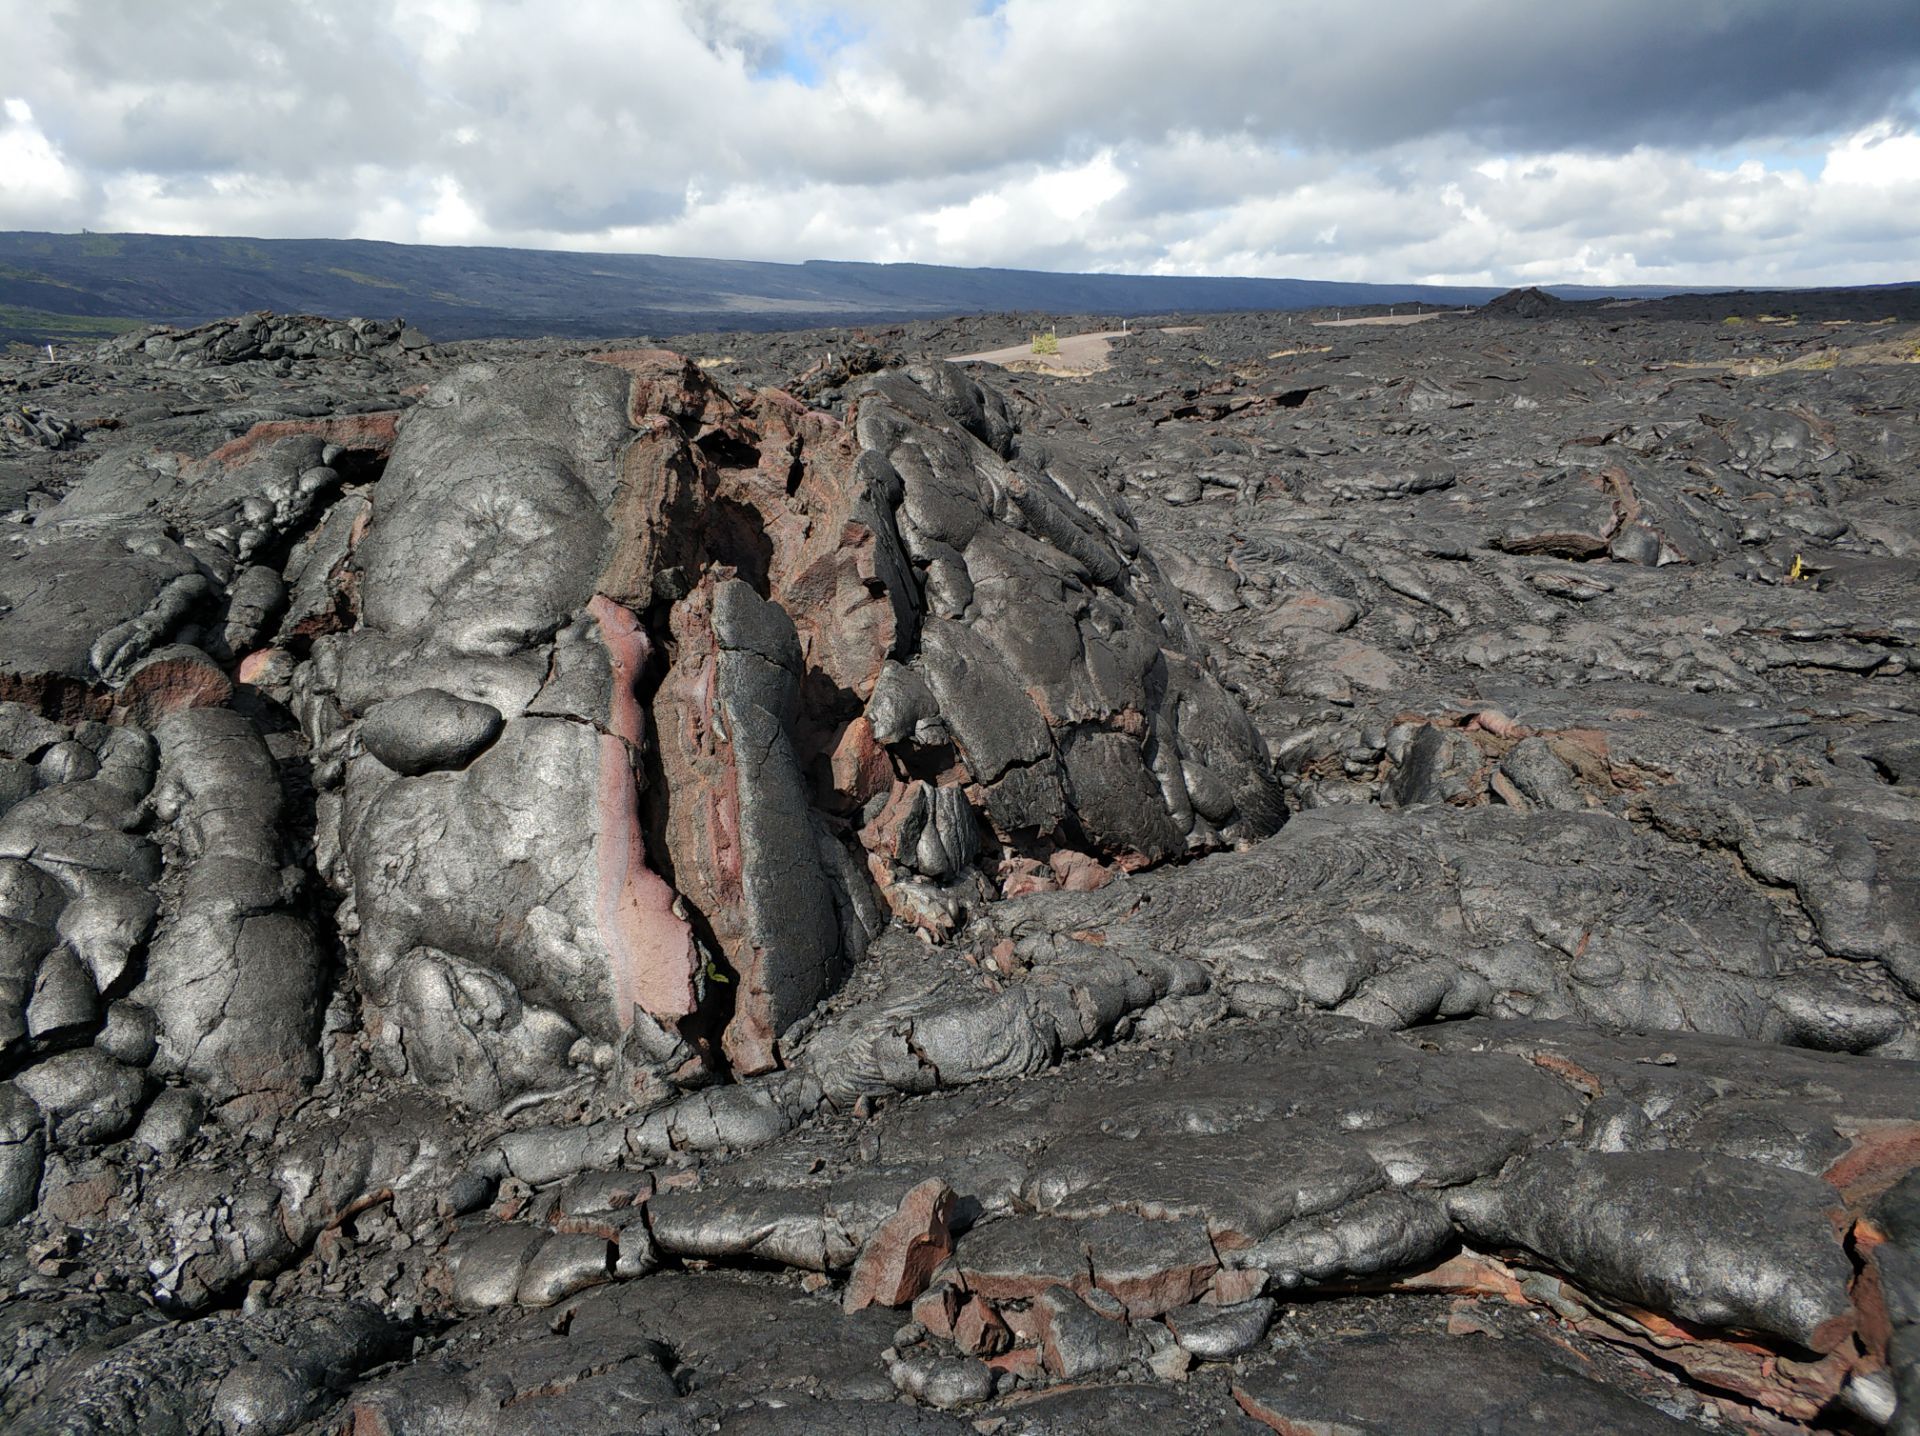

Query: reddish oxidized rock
[952,1295,1012,1357]
[588,596,700,1029]
[119,645,233,723]
[912,1282,962,1339]
[843,1178,957,1312]
[202,410,399,470]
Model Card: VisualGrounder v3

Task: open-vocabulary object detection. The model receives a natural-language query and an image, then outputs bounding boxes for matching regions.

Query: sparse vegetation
[0,263,79,290]
[1726,328,1920,376]
[323,266,407,290]
[1030,328,1059,356]
[0,304,144,349]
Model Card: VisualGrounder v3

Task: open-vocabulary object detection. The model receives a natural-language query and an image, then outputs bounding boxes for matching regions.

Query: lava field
[1,288,1917,1434]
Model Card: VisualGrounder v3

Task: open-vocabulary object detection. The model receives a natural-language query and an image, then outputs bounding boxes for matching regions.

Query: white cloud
[1823,121,1920,187]
[0,1,1916,286]
[0,97,85,224]
[417,177,485,245]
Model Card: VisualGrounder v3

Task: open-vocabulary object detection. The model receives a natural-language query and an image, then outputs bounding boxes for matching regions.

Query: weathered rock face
[852,369,1283,877]
[319,359,701,1106]
[654,573,871,1074]
[1,290,1919,1434]
[317,351,1279,1097]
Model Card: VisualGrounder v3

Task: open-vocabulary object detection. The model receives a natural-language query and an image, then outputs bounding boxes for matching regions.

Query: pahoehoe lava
[0,291,1918,1434]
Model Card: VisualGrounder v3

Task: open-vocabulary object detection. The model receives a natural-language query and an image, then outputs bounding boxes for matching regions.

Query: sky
[3,0,1920,287]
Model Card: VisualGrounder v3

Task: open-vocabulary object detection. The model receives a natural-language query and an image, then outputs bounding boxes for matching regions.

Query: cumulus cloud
[1,0,1917,285]
[0,99,87,222]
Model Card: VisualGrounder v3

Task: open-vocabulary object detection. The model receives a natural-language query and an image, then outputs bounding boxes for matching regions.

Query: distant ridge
[0,229,1826,347]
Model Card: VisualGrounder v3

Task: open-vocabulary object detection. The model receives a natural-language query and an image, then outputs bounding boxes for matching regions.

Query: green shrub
[1031,329,1060,356]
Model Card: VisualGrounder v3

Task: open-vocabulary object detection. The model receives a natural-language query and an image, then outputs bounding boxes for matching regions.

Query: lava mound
[1482,284,1564,318]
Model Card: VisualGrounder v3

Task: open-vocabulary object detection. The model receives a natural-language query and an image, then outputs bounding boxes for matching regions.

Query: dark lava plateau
[1,289,1919,1435]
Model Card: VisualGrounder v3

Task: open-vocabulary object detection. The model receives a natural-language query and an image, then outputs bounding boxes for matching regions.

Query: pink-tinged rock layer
[589,595,699,1028]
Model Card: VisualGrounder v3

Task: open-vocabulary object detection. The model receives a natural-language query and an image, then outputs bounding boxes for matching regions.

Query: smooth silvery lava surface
[0,289,1916,1434]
